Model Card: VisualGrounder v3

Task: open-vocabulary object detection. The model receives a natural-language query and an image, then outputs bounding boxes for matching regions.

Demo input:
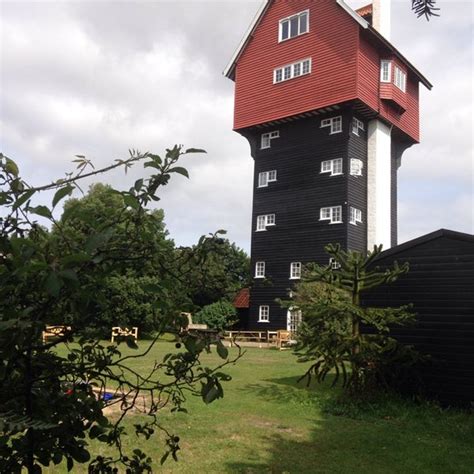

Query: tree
[411,0,439,19]
[0,147,240,473]
[194,300,238,331]
[177,238,250,310]
[289,243,418,394]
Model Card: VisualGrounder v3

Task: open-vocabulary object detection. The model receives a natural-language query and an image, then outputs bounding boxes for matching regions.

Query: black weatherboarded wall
[364,229,474,406]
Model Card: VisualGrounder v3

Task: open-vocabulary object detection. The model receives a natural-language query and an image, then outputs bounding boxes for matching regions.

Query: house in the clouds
[225,0,432,331]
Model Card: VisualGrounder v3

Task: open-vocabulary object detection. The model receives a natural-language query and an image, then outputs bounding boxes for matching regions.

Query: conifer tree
[291,243,418,394]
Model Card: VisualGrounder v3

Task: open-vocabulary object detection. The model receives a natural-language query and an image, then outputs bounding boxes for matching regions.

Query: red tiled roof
[356,3,373,18]
[233,288,250,309]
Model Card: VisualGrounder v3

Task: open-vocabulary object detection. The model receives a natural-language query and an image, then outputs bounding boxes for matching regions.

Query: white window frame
[350,207,363,226]
[274,58,311,84]
[256,214,275,231]
[259,305,270,322]
[320,158,343,176]
[380,60,391,83]
[290,262,302,280]
[394,66,407,92]
[287,308,302,333]
[350,158,363,176]
[261,130,280,149]
[258,170,277,188]
[319,206,342,224]
[352,118,365,136]
[255,261,265,278]
[320,116,342,134]
[279,10,309,42]
[329,258,341,270]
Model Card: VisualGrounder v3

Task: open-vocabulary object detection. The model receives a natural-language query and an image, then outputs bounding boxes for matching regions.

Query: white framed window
[380,60,391,82]
[287,308,302,333]
[274,58,311,84]
[320,116,342,134]
[255,261,265,278]
[329,257,341,270]
[279,10,309,42]
[320,206,342,224]
[350,207,363,225]
[258,170,277,188]
[320,158,343,176]
[394,66,407,92]
[352,118,365,136]
[290,262,302,279]
[256,214,275,231]
[259,305,270,322]
[261,130,280,149]
[350,159,363,176]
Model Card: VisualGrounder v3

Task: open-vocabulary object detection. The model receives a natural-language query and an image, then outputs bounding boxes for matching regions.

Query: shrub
[194,300,237,330]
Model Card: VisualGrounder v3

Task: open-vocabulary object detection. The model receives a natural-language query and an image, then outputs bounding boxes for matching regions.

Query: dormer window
[380,60,391,82]
[394,66,407,92]
[279,10,309,42]
[274,59,311,84]
[261,130,279,149]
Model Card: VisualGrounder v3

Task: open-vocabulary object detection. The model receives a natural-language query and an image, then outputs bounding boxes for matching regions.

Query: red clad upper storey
[225,0,432,143]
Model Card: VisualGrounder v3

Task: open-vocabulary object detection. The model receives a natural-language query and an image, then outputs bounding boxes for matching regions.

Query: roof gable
[224,0,431,89]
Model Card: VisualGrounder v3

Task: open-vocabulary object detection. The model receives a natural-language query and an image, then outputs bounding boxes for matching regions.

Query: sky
[1,0,473,252]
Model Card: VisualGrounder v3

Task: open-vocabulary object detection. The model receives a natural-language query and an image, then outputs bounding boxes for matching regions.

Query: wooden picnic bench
[111,326,138,343]
[42,325,72,343]
[181,312,208,331]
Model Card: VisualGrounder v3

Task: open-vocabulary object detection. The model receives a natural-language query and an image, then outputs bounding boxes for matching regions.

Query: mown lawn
[50,340,473,473]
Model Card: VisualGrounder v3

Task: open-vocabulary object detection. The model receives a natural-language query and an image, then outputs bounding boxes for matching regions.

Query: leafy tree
[194,300,238,331]
[177,238,250,310]
[0,147,240,473]
[412,0,439,19]
[289,243,418,394]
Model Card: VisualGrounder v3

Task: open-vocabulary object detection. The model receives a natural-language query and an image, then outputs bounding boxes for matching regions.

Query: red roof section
[233,288,250,308]
[356,4,373,18]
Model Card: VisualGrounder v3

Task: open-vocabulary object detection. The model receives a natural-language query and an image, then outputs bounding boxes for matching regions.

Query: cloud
[1,0,472,254]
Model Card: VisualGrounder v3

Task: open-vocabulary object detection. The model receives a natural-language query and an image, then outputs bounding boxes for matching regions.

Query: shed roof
[376,229,474,260]
[233,288,250,308]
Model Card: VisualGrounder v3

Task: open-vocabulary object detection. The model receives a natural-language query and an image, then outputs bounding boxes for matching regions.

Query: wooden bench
[276,330,297,350]
[42,325,72,343]
[111,327,138,343]
[181,312,208,331]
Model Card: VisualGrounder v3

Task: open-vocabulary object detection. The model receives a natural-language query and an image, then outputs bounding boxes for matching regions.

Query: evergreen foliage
[194,300,238,331]
[289,243,420,394]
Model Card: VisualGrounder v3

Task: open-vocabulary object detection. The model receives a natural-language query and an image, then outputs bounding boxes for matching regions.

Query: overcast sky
[1,0,473,252]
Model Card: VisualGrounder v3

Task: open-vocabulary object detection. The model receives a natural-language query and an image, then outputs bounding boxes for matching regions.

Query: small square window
[302,59,311,75]
[350,207,362,225]
[259,305,270,322]
[330,116,342,134]
[320,158,343,176]
[350,159,363,176]
[255,261,265,278]
[380,60,391,82]
[258,172,269,187]
[290,262,302,279]
[256,214,276,231]
[275,69,283,83]
[293,63,301,77]
[279,10,309,42]
[261,130,279,149]
[352,118,365,136]
[329,258,341,270]
[268,170,277,182]
[320,206,342,224]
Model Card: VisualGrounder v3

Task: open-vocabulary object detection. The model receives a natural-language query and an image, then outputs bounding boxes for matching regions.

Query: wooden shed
[364,229,474,406]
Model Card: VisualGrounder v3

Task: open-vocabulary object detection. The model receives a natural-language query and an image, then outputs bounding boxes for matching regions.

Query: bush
[194,300,237,330]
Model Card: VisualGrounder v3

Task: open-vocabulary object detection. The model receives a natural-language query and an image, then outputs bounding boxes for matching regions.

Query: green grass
[49,340,473,473]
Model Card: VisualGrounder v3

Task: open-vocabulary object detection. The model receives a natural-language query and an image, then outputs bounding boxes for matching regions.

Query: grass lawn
[49,340,473,473]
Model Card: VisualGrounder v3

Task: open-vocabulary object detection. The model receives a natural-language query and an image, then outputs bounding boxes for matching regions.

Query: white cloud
[0,0,472,254]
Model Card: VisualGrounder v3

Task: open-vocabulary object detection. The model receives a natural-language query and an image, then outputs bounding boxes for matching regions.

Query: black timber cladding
[363,229,474,406]
[241,110,390,331]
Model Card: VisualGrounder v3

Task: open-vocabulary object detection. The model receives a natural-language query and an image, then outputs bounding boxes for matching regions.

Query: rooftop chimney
[372,0,391,40]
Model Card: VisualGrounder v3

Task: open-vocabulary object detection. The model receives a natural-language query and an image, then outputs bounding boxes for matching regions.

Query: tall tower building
[225,0,432,331]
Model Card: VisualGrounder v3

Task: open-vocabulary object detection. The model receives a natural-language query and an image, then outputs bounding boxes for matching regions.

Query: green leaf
[5,158,19,176]
[84,229,113,253]
[66,456,73,471]
[160,451,170,465]
[168,167,189,178]
[61,253,90,267]
[123,194,139,210]
[185,148,206,154]
[45,272,62,297]
[58,269,78,281]
[30,205,53,219]
[12,189,35,210]
[216,339,228,360]
[52,184,74,208]
[134,179,143,192]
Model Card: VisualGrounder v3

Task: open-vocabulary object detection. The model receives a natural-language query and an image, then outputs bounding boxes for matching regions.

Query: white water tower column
[372,0,391,40]
[367,119,392,250]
